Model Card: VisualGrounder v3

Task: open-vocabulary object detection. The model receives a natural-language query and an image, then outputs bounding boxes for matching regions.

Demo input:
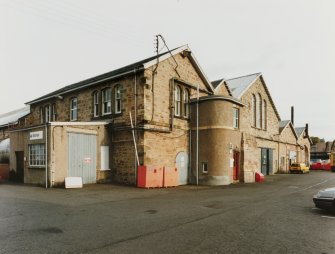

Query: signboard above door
[29,131,43,140]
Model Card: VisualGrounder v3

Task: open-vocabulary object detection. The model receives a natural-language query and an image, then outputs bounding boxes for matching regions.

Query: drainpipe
[196,83,199,185]
[134,67,138,185]
[45,123,48,189]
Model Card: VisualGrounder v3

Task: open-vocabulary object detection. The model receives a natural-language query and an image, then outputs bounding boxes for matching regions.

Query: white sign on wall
[29,131,43,140]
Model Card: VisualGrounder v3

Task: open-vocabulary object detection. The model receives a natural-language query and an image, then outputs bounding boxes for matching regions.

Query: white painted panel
[100,146,110,171]
[65,177,83,188]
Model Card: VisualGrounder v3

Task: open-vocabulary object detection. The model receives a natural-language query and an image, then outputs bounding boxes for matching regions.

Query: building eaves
[26,46,186,105]
[190,95,245,107]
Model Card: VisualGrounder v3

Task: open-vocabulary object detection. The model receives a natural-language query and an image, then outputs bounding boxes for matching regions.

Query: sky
[0,0,334,140]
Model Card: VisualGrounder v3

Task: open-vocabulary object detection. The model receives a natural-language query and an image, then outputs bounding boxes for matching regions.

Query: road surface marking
[321,216,335,219]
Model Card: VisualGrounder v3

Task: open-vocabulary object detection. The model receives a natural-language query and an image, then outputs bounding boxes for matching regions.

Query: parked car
[313,187,335,212]
[289,163,309,174]
[310,159,323,170]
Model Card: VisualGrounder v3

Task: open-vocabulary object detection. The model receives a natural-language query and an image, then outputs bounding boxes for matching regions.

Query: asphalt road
[1,171,335,254]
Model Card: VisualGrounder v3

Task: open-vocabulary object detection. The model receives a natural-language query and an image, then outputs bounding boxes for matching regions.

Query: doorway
[233,151,240,181]
[68,133,97,184]
[176,152,188,185]
[261,148,273,175]
[15,151,24,182]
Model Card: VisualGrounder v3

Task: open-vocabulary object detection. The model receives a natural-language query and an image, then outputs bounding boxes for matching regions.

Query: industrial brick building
[7,45,311,187]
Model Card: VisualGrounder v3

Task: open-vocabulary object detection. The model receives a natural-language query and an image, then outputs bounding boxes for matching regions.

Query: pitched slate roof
[0,106,30,127]
[221,73,281,121]
[225,73,261,99]
[279,120,298,139]
[211,79,224,89]
[26,45,213,105]
[294,127,305,138]
[279,120,290,133]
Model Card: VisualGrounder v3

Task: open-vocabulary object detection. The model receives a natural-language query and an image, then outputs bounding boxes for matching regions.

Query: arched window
[183,89,190,118]
[93,91,99,117]
[115,85,122,114]
[102,88,112,115]
[262,100,267,129]
[256,93,261,128]
[70,98,78,121]
[252,94,256,127]
[174,85,181,116]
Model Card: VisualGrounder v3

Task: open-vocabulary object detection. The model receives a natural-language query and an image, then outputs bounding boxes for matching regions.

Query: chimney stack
[291,106,294,126]
[305,123,309,137]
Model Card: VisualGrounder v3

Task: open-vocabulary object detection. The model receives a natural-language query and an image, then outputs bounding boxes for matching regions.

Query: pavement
[1,171,335,254]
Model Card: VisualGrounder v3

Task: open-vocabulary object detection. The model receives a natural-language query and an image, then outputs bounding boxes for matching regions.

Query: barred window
[29,144,45,166]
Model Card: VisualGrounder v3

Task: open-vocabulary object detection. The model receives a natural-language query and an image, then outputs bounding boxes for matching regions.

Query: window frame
[255,93,262,129]
[252,94,256,127]
[115,85,122,114]
[183,88,190,118]
[28,143,46,167]
[202,162,208,174]
[102,88,112,115]
[40,107,44,124]
[70,97,78,121]
[93,91,99,117]
[262,100,267,130]
[44,105,51,123]
[174,85,181,117]
[233,107,239,129]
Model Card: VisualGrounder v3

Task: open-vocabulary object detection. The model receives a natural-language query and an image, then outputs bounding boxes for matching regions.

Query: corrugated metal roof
[225,73,261,99]
[294,127,305,138]
[0,106,30,127]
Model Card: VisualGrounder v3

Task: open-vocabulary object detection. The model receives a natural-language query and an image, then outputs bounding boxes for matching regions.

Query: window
[29,144,45,166]
[52,104,56,121]
[256,93,261,128]
[233,108,239,128]
[102,88,112,115]
[45,105,51,122]
[251,94,256,127]
[183,89,190,118]
[174,85,181,116]
[40,107,44,124]
[115,85,122,114]
[202,162,208,173]
[262,100,267,130]
[93,91,99,117]
[70,98,78,121]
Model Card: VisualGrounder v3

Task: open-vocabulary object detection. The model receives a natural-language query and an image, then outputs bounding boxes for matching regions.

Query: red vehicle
[310,159,323,170]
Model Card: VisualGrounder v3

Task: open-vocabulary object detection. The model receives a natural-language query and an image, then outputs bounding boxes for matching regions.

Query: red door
[233,151,239,180]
